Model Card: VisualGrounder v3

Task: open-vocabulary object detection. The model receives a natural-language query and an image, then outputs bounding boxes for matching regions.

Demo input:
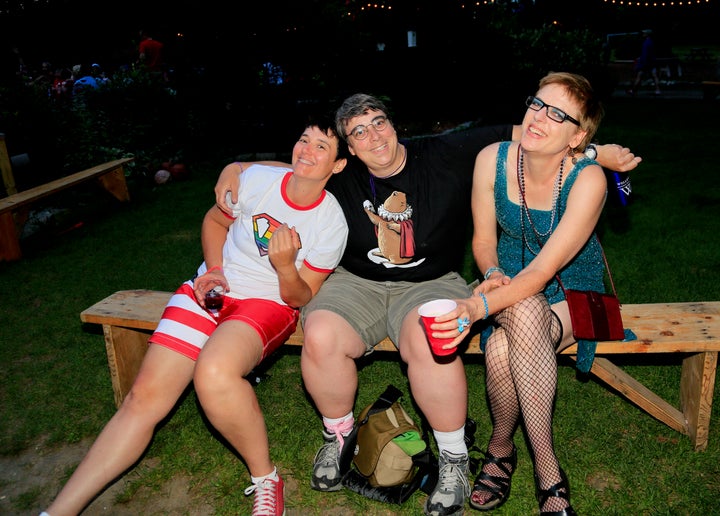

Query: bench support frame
[81,291,720,451]
[0,158,133,261]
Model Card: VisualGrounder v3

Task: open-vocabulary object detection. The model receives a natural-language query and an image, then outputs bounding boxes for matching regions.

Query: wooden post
[0,133,17,196]
[0,211,22,261]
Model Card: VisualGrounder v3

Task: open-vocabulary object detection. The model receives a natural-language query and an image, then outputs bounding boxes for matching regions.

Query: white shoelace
[244,478,280,516]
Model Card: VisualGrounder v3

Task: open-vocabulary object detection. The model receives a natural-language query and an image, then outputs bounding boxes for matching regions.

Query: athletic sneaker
[244,475,285,516]
[424,450,471,516]
[310,428,355,491]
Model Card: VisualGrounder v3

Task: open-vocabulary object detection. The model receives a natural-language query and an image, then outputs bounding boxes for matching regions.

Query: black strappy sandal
[468,445,517,511]
[535,468,577,516]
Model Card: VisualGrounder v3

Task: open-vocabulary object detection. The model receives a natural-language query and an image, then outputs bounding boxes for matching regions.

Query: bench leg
[102,324,151,408]
[97,167,131,202]
[582,355,717,451]
[0,211,21,261]
[680,351,717,451]
[586,357,688,435]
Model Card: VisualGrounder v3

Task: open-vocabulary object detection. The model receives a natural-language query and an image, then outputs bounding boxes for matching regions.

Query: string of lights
[357,3,393,11]
[351,1,715,10]
[603,0,713,7]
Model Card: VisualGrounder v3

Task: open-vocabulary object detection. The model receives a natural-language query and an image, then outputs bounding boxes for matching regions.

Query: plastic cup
[418,299,458,356]
[205,286,224,313]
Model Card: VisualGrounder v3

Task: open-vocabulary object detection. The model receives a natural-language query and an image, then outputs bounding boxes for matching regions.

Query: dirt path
[0,438,214,516]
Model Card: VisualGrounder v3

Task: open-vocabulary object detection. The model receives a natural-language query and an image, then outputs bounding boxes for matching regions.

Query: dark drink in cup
[205,288,224,311]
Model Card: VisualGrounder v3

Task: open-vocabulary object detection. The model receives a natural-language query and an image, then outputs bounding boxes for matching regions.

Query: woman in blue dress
[436,72,606,515]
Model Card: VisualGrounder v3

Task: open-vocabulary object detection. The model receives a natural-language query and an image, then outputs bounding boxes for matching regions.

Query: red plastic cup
[418,299,458,356]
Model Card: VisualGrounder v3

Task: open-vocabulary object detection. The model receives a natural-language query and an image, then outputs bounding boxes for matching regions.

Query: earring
[570,147,579,165]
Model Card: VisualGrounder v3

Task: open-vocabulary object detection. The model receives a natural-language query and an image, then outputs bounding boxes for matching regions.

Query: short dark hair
[335,93,391,141]
[303,114,349,161]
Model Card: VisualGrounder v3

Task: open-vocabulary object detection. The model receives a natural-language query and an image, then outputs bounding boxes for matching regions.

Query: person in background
[90,63,109,85]
[138,29,165,74]
[71,63,99,95]
[627,29,661,96]
[51,67,74,100]
[40,115,349,516]
[434,72,608,515]
[214,94,641,515]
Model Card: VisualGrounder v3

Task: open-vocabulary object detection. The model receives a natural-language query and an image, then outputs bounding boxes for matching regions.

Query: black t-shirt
[325,123,513,282]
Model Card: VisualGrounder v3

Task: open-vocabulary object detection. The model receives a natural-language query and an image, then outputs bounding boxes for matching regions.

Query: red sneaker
[244,475,285,516]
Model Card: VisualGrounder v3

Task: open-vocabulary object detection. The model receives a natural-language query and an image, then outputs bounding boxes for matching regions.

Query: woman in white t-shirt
[43,116,349,516]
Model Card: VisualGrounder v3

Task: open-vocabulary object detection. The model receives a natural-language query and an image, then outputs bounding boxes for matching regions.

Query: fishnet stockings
[481,293,569,512]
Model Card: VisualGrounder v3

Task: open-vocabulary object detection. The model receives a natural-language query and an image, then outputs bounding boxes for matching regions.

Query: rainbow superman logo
[253,213,281,257]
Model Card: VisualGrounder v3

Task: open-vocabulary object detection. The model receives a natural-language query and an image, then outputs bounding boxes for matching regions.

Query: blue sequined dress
[494,141,606,304]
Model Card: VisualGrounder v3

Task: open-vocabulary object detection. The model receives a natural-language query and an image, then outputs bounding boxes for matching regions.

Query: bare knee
[302,313,337,358]
[194,356,235,400]
[302,310,364,362]
[119,381,169,423]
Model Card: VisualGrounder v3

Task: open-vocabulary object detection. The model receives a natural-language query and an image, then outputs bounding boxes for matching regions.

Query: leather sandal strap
[479,450,515,478]
[537,478,571,510]
[473,470,510,495]
[471,448,516,494]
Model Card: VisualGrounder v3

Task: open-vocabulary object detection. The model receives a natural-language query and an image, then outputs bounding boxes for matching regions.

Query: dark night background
[2,0,715,67]
[1,0,718,174]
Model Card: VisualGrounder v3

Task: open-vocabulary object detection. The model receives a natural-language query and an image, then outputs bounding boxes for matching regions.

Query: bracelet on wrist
[483,266,505,280]
[207,265,223,274]
[478,292,489,320]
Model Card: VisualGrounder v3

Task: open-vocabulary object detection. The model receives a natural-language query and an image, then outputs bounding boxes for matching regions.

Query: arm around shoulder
[595,143,642,172]
[215,162,244,212]
[214,160,292,212]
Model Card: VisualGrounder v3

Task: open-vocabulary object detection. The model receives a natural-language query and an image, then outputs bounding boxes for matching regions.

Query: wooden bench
[0,157,134,261]
[80,289,720,451]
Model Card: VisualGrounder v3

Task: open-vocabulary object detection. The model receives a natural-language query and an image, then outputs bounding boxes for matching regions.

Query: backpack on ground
[341,384,438,504]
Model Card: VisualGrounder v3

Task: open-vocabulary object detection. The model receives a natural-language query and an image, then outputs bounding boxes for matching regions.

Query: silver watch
[584,143,598,160]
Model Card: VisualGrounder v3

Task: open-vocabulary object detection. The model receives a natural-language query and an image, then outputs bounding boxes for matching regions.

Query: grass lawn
[1,95,719,515]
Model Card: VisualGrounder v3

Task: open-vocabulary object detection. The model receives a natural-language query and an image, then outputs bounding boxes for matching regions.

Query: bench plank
[80,292,720,354]
[0,157,133,213]
[80,290,720,450]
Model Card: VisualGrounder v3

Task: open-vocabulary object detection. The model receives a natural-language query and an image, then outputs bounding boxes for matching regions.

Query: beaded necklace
[517,145,565,254]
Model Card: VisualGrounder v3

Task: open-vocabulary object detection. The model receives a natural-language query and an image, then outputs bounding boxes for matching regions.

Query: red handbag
[561,288,625,341]
[556,244,625,342]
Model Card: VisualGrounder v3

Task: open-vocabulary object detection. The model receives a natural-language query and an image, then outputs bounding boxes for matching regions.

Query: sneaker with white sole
[244,475,285,516]
[310,428,356,491]
[424,450,470,516]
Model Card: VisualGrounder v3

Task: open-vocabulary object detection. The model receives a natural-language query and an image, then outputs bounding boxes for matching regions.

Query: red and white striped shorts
[149,282,298,361]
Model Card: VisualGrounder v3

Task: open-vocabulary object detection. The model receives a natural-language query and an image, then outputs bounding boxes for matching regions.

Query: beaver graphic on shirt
[363,191,415,265]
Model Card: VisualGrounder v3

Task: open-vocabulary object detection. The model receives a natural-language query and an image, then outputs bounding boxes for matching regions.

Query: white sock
[323,412,354,436]
[251,466,279,484]
[433,427,468,456]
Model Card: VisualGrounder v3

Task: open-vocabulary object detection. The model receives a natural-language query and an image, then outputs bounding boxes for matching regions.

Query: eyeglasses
[525,96,581,126]
[348,116,390,140]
